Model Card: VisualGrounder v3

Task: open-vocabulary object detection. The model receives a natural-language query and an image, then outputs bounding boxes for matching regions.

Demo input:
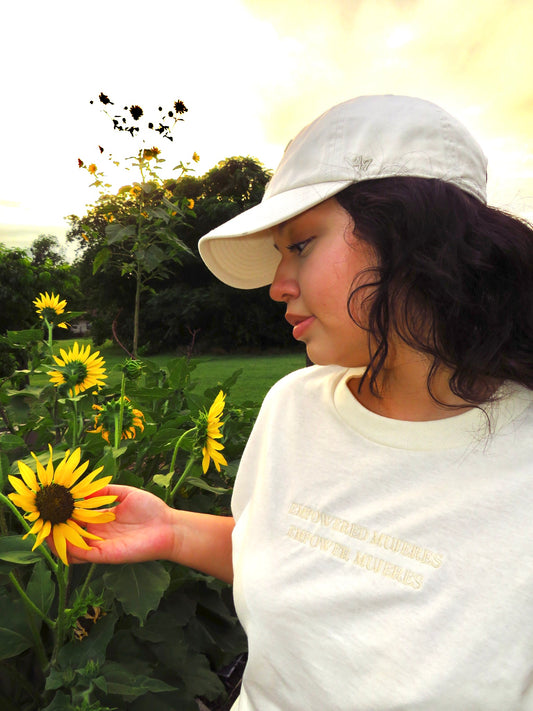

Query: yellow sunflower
[89,396,145,444]
[48,342,107,397]
[33,291,68,329]
[8,445,116,566]
[199,390,227,473]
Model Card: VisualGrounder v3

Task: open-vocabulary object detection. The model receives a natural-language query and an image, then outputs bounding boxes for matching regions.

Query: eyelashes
[287,237,315,255]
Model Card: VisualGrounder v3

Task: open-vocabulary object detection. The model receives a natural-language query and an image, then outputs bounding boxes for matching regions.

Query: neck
[348,350,475,422]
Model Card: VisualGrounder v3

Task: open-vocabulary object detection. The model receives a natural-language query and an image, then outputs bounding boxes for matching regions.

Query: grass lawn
[47,339,307,405]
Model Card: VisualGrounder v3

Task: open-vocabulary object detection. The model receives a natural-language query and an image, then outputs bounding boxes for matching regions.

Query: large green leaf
[26,560,55,616]
[41,691,72,711]
[0,535,43,565]
[167,357,190,389]
[5,329,42,346]
[129,691,198,711]
[0,433,26,451]
[0,593,33,660]
[56,609,117,670]
[94,661,178,700]
[180,651,225,700]
[92,247,111,274]
[142,245,167,273]
[105,223,136,244]
[103,562,170,624]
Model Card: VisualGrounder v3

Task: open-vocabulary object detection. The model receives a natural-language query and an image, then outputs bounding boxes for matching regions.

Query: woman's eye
[287,238,314,255]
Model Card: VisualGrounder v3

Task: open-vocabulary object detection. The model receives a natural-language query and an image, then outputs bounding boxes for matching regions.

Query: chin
[306,346,369,369]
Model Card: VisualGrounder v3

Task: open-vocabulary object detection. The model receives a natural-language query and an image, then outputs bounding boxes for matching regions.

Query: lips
[285,313,315,340]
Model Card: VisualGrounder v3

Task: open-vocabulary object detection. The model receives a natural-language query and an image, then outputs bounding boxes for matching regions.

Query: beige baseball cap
[198,95,488,289]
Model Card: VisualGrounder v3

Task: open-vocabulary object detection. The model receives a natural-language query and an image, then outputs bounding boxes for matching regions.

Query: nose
[269,261,300,303]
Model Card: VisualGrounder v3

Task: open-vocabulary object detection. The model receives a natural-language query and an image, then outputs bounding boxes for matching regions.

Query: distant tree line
[0,157,298,357]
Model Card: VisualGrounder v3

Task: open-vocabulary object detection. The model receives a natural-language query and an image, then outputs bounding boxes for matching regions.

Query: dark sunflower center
[35,483,75,525]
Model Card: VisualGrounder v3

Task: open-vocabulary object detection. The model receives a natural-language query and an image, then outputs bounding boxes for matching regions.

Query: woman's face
[269,198,378,368]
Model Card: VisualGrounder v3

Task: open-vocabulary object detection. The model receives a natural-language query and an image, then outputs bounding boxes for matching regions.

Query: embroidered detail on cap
[352,155,373,171]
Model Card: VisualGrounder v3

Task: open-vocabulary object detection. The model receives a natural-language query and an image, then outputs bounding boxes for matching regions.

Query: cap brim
[198,180,352,289]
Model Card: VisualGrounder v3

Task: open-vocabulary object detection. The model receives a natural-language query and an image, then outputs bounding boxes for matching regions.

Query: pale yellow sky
[1,0,532,255]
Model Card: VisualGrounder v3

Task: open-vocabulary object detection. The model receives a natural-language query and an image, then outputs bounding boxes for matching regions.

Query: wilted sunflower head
[195,391,227,474]
[8,445,116,566]
[89,396,145,444]
[48,342,107,397]
[33,291,69,329]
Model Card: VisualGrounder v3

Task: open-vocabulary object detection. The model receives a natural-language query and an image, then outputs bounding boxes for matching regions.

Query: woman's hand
[60,484,180,565]
[55,484,235,583]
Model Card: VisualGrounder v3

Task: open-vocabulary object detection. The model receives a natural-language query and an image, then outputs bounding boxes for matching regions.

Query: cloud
[240,0,533,212]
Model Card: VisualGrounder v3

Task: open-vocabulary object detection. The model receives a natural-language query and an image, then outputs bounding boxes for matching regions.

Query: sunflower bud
[122,358,144,381]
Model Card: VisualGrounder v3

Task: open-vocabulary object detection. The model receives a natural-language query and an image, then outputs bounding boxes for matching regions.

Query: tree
[29,234,65,267]
[68,156,297,354]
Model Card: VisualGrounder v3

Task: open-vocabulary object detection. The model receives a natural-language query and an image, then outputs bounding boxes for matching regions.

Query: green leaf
[185,477,230,495]
[0,593,33,660]
[94,661,178,700]
[167,357,190,389]
[0,433,26,451]
[152,472,173,489]
[103,562,170,624]
[149,207,170,222]
[5,329,42,346]
[26,560,55,616]
[181,651,225,700]
[0,536,43,564]
[41,690,73,711]
[142,245,167,273]
[0,452,10,491]
[92,247,111,274]
[105,223,136,244]
[57,609,117,669]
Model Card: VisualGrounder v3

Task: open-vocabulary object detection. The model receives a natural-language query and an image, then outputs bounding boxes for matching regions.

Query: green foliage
[0,317,253,709]
[67,155,293,354]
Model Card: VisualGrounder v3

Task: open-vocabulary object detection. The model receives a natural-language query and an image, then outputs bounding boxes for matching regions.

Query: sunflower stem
[71,398,79,449]
[116,373,126,451]
[50,562,69,667]
[78,562,97,602]
[0,493,59,572]
[166,428,195,502]
[8,571,55,631]
[44,317,54,354]
[169,453,196,501]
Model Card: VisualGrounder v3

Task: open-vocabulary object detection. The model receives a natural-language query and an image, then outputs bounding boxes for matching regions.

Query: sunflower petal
[52,524,68,565]
[9,474,34,498]
[17,461,39,492]
[202,447,210,474]
[54,448,81,486]
[27,518,44,536]
[69,470,108,498]
[33,520,52,549]
[31,454,49,487]
[75,494,118,509]
[70,476,113,499]
[8,492,37,511]
[66,518,102,541]
[72,508,116,523]
[57,522,92,550]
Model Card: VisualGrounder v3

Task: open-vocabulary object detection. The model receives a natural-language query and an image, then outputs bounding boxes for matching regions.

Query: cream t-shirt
[231,365,533,711]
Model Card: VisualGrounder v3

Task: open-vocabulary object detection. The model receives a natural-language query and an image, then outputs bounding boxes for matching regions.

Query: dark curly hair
[335,177,533,405]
